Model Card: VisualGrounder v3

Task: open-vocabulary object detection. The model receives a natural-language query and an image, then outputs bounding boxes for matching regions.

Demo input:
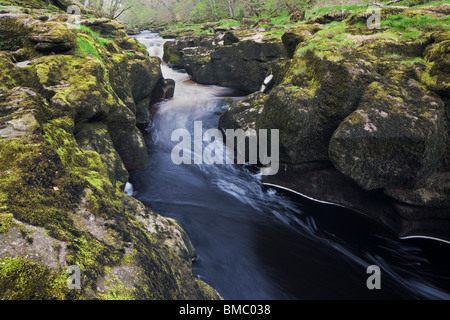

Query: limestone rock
[329,76,447,206]
[257,50,373,164]
[30,22,76,53]
[219,92,267,132]
[185,40,287,92]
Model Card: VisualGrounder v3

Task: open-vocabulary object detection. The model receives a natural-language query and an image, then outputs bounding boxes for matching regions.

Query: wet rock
[184,40,287,92]
[257,50,373,164]
[109,126,148,171]
[125,27,140,35]
[163,78,176,98]
[219,92,267,132]
[0,219,67,270]
[0,87,42,139]
[262,164,450,242]
[223,31,239,45]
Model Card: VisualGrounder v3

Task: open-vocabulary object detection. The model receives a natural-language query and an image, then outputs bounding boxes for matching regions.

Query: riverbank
[158,3,450,242]
[0,2,220,299]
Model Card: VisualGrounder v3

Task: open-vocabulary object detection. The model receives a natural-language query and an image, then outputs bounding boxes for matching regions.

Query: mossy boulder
[225,7,450,217]
[163,38,198,68]
[109,126,148,171]
[188,40,287,92]
[257,49,374,164]
[29,21,76,53]
[75,122,129,185]
[163,33,287,92]
[223,31,239,45]
[33,53,150,174]
[329,74,447,207]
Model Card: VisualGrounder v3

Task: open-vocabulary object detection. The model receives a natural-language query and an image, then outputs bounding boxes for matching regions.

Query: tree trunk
[227,0,234,18]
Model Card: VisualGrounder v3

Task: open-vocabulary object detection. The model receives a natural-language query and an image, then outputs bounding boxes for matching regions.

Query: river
[129,31,450,300]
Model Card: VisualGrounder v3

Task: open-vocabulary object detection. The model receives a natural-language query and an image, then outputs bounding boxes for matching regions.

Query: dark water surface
[130,31,450,300]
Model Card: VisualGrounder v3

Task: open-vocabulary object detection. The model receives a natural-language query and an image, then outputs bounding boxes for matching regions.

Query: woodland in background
[84,0,396,25]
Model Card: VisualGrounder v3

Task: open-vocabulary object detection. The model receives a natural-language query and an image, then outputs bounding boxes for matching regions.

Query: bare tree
[106,0,134,19]
[227,0,234,18]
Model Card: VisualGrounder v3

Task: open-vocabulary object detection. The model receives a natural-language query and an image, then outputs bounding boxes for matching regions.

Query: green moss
[76,34,103,61]
[7,144,84,240]
[77,25,111,48]
[0,0,58,9]
[218,19,240,29]
[0,213,14,233]
[420,67,438,86]
[295,42,332,58]
[400,56,425,65]
[135,41,147,55]
[368,81,380,90]
[411,1,449,7]
[307,3,365,20]
[346,111,366,125]
[98,274,135,300]
[223,97,234,104]
[382,13,450,32]
[163,49,180,66]
[0,17,32,51]
[0,257,68,300]
[67,235,117,273]
[42,122,114,194]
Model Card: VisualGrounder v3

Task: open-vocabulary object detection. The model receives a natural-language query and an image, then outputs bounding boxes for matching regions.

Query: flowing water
[130,31,450,300]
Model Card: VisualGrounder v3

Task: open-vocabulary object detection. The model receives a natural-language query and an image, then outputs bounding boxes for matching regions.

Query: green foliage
[75,35,102,61]
[394,0,444,6]
[400,56,425,64]
[306,2,368,19]
[218,18,240,28]
[382,13,450,31]
[77,25,112,47]
[0,0,51,8]
[410,1,449,7]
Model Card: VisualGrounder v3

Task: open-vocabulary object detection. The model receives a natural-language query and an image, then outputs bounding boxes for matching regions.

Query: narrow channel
[129,31,450,300]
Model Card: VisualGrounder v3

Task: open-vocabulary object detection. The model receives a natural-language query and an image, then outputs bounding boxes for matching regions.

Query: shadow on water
[130,31,450,300]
